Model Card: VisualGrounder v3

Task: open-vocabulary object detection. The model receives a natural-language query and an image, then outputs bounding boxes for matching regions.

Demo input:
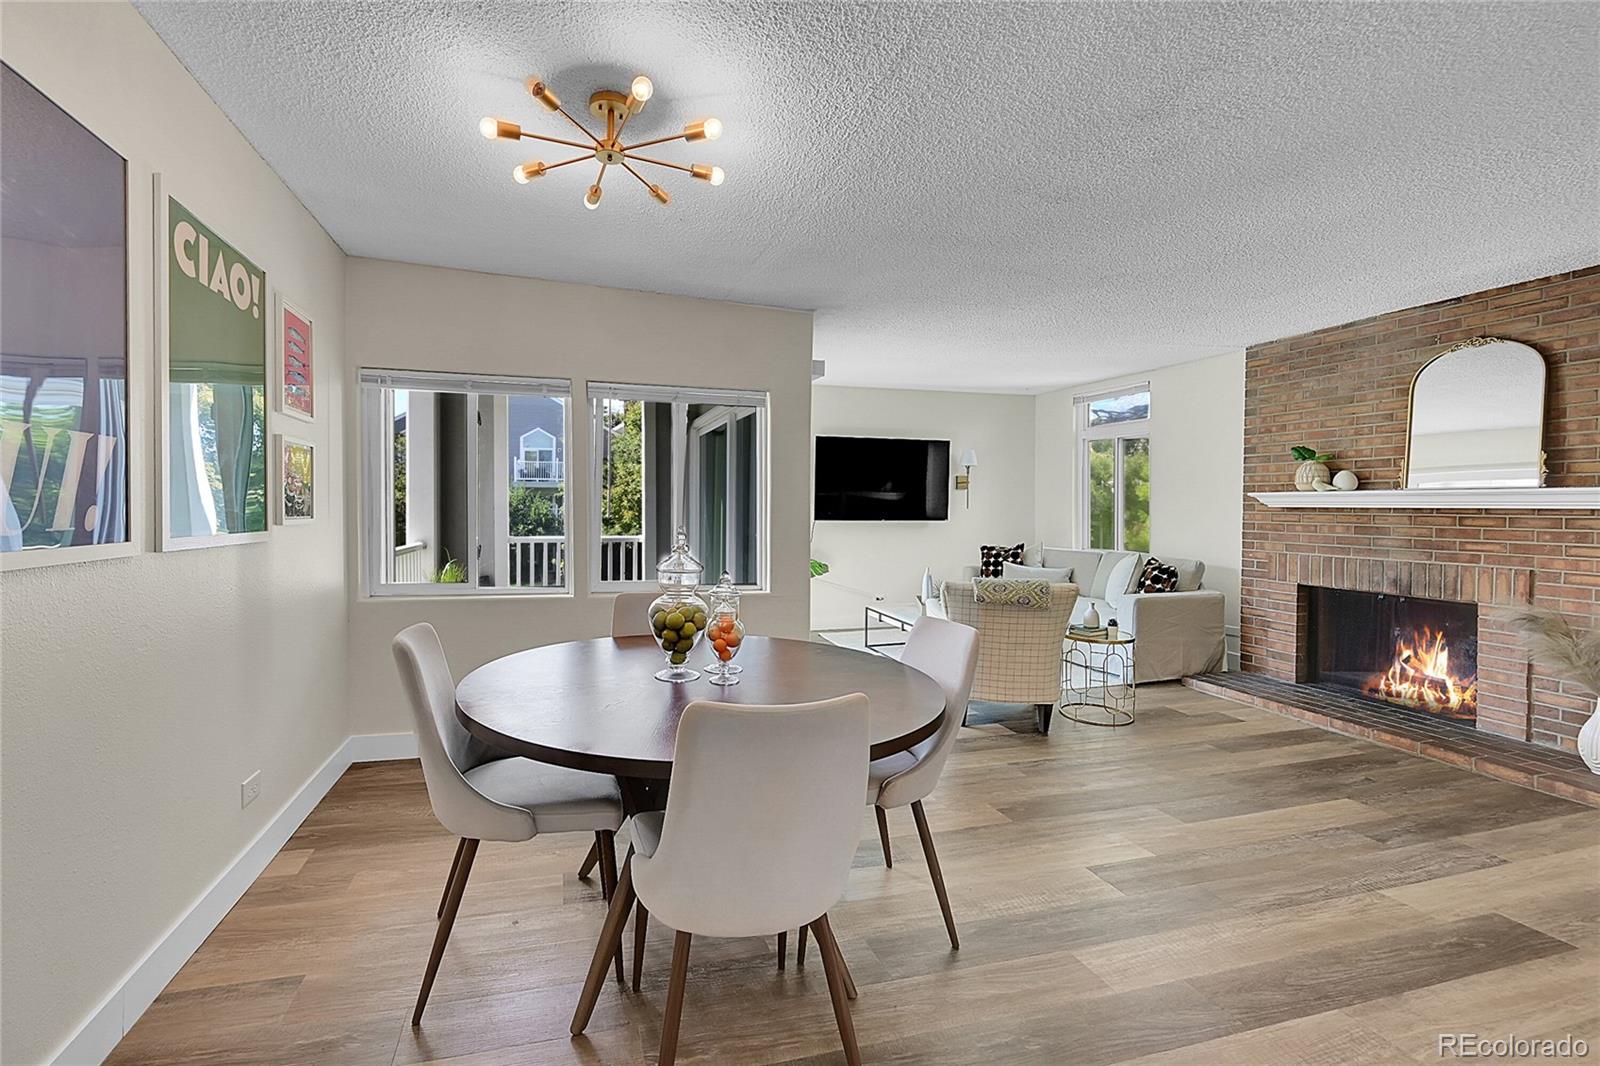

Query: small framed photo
[277,294,315,422]
[276,434,315,523]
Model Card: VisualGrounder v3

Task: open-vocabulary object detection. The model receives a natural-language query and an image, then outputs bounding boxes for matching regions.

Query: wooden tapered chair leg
[796,924,808,966]
[577,838,601,880]
[875,805,893,868]
[570,854,635,1035]
[414,838,478,1025]
[777,930,787,971]
[812,915,857,1000]
[810,915,862,1066]
[659,930,694,1066]
[595,831,624,983]
[632,899,649,992]
[911,800,959,950]
[437,837,466,918]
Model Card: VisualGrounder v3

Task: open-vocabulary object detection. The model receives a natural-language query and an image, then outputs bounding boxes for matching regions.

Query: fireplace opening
[1303,587,1479,724]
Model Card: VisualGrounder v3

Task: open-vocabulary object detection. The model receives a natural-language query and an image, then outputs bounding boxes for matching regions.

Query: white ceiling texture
[135,2,1598,392]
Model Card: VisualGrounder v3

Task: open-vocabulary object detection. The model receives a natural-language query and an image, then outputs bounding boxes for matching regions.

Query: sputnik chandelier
[479,74,723,209]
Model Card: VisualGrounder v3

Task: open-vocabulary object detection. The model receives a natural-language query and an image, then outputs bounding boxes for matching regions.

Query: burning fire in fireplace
[1366,627,1477,720]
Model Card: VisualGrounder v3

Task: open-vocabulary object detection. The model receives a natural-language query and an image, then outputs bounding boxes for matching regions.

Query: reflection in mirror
[1406,339,1545,489]
[0,63,129,553]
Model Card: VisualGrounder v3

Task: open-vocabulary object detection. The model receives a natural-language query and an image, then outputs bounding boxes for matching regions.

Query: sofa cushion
[1041,548,1102,592]
[1003,561,1072,583]
[1091,551,1143,600]
[1166,557,1206,591]
[1135,557,1181,593]
[979,542,1025,578]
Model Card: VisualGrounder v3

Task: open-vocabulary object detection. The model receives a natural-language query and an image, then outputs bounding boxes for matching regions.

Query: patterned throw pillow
[1136,556,1180,593]
[979,542,1025,578]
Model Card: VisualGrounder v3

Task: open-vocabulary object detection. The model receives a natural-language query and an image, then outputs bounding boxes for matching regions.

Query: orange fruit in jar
[718,647,733,661]
[713,639,728,654]
[724,631,741,647]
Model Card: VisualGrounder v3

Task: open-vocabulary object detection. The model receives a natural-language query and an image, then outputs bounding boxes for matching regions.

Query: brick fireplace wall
[1241,266,1600,752]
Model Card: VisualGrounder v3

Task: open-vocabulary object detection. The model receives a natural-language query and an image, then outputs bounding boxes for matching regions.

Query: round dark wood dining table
[456,635,947,797]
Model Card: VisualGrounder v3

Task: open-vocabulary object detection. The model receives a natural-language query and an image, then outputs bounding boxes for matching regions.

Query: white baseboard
[48,732,418,1066]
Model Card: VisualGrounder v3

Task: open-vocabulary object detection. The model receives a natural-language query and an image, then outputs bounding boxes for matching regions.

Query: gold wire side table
[1061,631,1136,727]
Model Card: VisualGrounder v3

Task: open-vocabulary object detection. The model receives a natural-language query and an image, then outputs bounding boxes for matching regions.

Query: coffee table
[863,602,922,654]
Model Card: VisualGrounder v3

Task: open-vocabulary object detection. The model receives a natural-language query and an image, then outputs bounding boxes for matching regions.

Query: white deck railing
[506,534,646,587]
[394,540,429,583]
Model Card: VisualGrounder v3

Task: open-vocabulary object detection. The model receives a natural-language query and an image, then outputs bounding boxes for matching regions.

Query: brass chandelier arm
[620,132,686,153]
[625,153,693,174]
[520,131,595,151]
[619,161,656,191]
[545,154,593,172]
[555,105,601,144]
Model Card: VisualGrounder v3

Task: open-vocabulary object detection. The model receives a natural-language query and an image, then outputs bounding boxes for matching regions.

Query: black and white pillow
[1136,556,1180,593]
[979,542,1025,578]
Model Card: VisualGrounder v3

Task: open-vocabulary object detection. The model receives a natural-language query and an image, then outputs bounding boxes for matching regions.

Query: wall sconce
[955,449,978,508]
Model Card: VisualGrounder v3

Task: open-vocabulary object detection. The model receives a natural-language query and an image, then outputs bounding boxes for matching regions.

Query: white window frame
[359,368,571,597]
[587,382,770,594]
[1076,383,1150,552]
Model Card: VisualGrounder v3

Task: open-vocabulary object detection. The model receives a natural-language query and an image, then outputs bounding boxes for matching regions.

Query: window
[1078,386,1150,552]
[588,383,767,590]
[361,370,570,594]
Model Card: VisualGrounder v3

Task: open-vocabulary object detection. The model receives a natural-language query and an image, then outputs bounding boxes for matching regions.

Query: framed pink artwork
[278,295,314,421]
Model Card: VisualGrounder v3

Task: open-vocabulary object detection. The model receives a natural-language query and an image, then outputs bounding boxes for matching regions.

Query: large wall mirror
[1405,338,1546,489]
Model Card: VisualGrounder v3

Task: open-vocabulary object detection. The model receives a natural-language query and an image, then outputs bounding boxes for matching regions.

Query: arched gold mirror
[1405,338,1546,489]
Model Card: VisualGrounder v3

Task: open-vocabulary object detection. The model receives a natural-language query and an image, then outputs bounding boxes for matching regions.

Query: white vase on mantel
[1579,696,1600,775]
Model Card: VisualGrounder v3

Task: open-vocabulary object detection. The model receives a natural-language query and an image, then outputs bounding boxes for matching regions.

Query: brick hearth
[1242,265,1600,753]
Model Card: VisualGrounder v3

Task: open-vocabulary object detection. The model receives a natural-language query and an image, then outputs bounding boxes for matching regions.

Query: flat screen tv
[814,436,950,521]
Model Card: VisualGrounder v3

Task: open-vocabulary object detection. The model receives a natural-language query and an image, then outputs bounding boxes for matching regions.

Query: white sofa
[961,546,1225,683]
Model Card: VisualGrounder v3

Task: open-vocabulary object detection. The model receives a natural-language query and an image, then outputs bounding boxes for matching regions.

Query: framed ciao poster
[154,176,270,550]
[277,294,314,422]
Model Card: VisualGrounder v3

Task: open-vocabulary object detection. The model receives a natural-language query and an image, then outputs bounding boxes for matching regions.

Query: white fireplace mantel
[1249,487,1600,510]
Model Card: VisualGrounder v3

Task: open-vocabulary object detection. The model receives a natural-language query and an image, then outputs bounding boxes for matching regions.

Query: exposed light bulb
[585,184,603,209]
[708,165,725,186]
[480,117,520,140]
[513,161,545,184]
[630,75,654,102]
[703,117,723,141]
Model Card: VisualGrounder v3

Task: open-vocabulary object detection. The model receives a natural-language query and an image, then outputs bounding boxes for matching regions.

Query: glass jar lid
[656,528,704,593]
[707,570,740,612]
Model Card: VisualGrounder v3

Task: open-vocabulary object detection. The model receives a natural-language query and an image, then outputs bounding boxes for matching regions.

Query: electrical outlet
[241,771,261,809]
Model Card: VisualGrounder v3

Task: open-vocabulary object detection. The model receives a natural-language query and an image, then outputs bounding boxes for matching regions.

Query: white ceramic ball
[1332,470,1359,491]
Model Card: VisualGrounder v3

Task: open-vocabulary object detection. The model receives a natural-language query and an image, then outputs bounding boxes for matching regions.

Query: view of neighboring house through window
[1078,385,1150,552]
[360,370,570,594]
[589,382,767,590]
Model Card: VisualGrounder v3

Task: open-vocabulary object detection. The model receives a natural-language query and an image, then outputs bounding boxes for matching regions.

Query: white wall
[810,386,1036,631]
[343,258,815,736]
[1034,350,1245,657]
[0,4,349,1064]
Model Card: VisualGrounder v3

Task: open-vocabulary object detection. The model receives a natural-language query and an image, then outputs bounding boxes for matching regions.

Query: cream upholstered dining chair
[787,616,977,970]
[575,591,661,882]
[939,579,1078,734]
[571,695,872,1066]
[392,622,626,1024]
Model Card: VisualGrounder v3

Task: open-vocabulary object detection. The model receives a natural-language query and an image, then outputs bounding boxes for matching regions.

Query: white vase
[1084,603,1101,629]
[1579,696,1600,775]
[1295,461,1330,491]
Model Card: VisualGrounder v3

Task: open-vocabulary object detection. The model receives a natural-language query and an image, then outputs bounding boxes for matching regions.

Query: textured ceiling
[135,2,1598,392]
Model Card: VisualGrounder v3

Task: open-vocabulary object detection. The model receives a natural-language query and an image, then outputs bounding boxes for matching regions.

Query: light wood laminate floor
[108,684,1600,1065]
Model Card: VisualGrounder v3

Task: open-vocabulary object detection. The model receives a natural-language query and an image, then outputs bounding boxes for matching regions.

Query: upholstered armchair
[938,580,1078,734]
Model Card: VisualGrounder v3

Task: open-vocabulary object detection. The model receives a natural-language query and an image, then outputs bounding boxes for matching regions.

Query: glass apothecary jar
[704,570,745,685]
[648,530,709,683]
